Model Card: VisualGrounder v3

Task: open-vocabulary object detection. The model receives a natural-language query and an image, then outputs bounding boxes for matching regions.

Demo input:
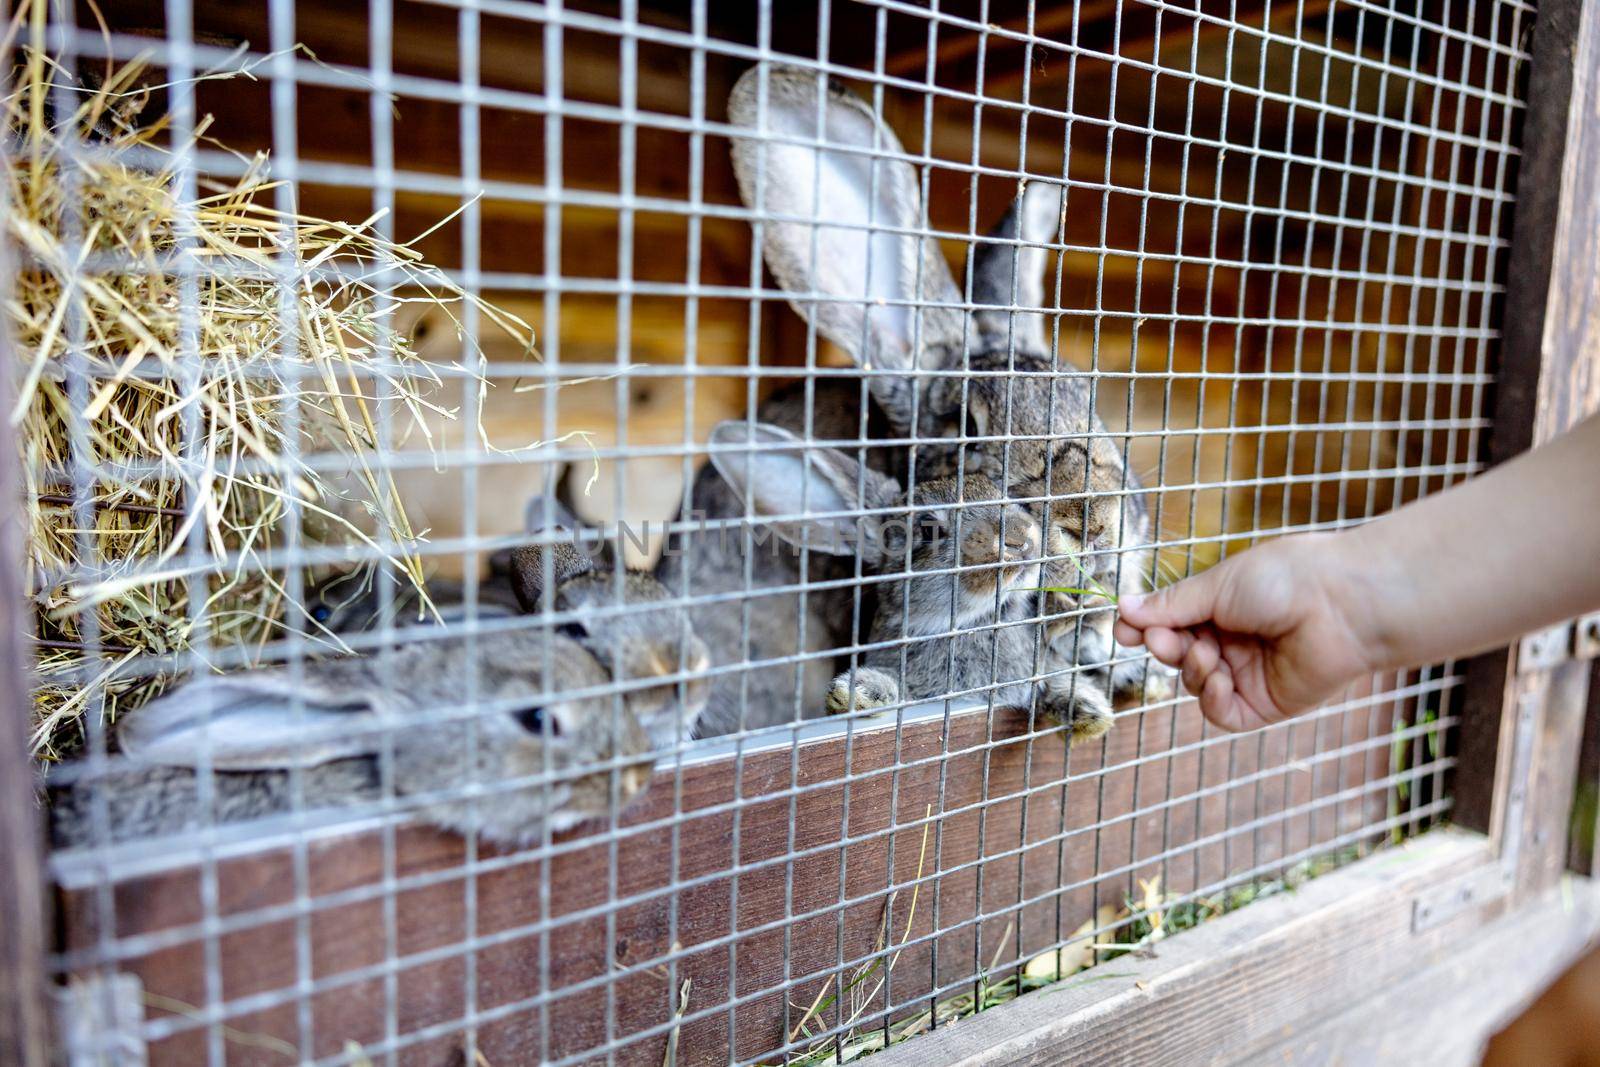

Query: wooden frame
[7,0,1599,1064]
[0,219,50,1067]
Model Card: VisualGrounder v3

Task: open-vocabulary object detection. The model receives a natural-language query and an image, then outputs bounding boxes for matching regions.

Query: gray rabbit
[712,422,1114,743]
[304,498,713,752]
[656,404,902,737]
[48,629,653,848]
[723,65,1173,711]
[507,536,712,753]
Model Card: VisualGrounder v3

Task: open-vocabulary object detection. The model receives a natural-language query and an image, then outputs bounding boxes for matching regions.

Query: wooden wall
[83,0,1516,573]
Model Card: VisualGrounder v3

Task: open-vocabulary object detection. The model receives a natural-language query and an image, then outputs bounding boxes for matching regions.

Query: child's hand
[1114,533,1383,732]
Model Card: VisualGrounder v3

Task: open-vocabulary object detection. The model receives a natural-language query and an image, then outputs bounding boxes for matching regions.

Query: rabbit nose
[628,645,695,702]
[1004,532,1039,563]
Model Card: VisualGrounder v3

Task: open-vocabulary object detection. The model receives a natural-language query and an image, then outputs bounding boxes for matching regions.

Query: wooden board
[0,208,51,1067]
[52,683,1415,1065]
[863,828,1558,1067]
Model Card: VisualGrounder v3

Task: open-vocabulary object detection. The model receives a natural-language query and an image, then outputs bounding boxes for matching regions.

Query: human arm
[1114,411,1600,731]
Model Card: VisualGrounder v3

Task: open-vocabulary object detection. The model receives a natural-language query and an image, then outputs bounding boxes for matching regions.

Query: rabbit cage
[4,0,1598,1063]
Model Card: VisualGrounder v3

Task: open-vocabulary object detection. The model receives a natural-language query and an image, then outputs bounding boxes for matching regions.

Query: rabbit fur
[48,630,653,848]
[507,532,713,753]
[714,422,1115,743]
[655,387,904,737]
[304,499,712,752]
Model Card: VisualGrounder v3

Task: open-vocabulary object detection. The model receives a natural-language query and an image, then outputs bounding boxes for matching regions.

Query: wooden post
[1451,0,1600,900]
[0,213,52,1067]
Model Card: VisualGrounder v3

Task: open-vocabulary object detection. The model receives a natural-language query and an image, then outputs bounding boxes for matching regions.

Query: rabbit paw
[1111,656,1179,707]
[1066,684,1115,745]
[826,668,900,715]
[1042,678,1115,745]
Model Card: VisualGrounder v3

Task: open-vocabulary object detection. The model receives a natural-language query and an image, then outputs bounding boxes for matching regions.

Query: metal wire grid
[15,0,1528,1062]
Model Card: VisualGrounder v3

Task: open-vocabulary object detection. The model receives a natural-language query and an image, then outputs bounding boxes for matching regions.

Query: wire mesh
[7,0,1530,1062]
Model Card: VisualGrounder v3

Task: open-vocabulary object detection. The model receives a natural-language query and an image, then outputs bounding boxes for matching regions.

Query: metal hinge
[1576,612,1600,661]
[54,973,147,1067]
[1518,613,1600,673]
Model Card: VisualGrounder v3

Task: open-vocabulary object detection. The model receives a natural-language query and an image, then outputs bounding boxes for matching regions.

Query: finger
[1142,626,1195,668]
[1198,669,1242,731]
[1180,628,1222,696]
[1113,619,1144,647]
[1117,562,1228,632]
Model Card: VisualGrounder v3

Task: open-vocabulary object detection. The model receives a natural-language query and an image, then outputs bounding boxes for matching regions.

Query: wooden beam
[916,0,1338,95]
[883,0,1122,78]
[1214,872,1600,1066]
[1452,0,1600,904]
[863,828,1497,1067]
[0,195,52,1067]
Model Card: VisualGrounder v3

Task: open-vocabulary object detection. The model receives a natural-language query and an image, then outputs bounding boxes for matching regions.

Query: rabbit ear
[525,488,619,571]
[970,180,1065,352]
[524,494,581,534]
[709,421,902,566]
[507,541,599,612]
[728,65,963,433]
[118,675,387,770]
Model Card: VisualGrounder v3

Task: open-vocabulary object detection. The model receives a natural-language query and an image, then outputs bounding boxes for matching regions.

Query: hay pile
[5,2,533,758]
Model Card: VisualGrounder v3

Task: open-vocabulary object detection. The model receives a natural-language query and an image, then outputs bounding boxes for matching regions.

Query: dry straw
[5,0,534,758]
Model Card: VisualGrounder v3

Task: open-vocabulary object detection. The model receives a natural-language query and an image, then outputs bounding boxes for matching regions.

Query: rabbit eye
[310,603,333,624]
[514,705,560,737]
[557,620,589,640]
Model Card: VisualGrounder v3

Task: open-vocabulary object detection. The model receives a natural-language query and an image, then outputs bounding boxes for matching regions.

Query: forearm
[1340,411,1600,672]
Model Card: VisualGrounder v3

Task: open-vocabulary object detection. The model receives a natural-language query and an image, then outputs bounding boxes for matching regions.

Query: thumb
[1118,564,1226,632]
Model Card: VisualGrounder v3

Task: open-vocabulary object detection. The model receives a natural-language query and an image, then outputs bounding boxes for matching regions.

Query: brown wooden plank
[52,683,1407,1065]
[1452,0,1600,887]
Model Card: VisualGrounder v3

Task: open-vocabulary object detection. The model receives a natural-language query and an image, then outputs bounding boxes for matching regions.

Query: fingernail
[1120,593,1145,613]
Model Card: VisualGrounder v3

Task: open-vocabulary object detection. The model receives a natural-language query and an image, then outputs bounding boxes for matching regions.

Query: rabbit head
[902,476,1045,629]
[1016,440,1151,594]
[508,534,711,751]
[710,422,1042,632]
[108,630,653,844]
